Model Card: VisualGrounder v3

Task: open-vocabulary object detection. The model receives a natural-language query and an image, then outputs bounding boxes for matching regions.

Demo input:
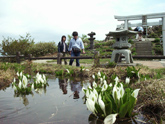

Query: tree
[67,34,73,42]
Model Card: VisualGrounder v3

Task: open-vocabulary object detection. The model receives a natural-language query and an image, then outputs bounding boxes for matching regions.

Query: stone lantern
[106,30,137,64]
[88,32,96,49]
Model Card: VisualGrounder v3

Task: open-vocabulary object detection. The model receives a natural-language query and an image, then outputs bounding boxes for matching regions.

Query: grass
[47,59,110,65]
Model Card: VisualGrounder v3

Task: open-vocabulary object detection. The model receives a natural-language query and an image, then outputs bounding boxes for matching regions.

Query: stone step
[136,47,152,51]
[135,41,152,55]
[136,51,152,55]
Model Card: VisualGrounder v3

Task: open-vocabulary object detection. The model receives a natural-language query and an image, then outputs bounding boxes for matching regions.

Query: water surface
[0,77,91,124]
[0,76,150,124]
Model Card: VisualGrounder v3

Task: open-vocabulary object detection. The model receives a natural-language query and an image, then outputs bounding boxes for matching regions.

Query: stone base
[110,49,133,64]
[116,63,138,66]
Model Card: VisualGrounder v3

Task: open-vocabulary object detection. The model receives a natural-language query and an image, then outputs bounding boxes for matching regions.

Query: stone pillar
[88,32,96,49]
[124,19,128,30]
[162,17,165,56]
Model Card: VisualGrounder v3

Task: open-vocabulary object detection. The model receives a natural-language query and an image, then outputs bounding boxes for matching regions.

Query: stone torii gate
[114,12,165,56]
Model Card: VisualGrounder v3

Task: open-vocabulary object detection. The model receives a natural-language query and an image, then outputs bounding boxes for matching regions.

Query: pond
[0,76,150,124]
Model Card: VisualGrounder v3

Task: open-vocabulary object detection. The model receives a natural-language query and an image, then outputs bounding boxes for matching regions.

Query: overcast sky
[0,0,165,44]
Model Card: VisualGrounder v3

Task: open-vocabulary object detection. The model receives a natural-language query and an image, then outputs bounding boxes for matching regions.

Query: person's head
[62,88,67,94]
[72,31,78,40]
[61,35,66,42]
[73,91,79,99]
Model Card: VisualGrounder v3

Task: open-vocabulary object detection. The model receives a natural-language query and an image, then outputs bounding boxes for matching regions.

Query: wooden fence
[0,51,165,66]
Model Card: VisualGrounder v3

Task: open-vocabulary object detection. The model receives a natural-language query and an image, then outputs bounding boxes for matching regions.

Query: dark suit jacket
[58,41,68,53]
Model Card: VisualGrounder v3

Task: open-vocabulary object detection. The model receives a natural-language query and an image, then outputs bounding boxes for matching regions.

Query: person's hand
[82,50,85,54]
[69,51,71,54]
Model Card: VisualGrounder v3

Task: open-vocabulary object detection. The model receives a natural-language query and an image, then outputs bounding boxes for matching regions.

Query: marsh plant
[126,66,140,79]
[80,66,89,73]
[33,72,48,88]
[107,61,116,68]
[83,74,140,124]
[12,72,48,95]
[65,69,74,76]
[0,62,10,72]
[55,70,64,76]
[12,74,32,95]
[92,71,108,82]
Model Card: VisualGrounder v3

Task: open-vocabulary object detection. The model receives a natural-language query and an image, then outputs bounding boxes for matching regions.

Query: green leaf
[95,103,104,117]
[105,101,112,115]
[119,102,129,118]
[127,96,136,117]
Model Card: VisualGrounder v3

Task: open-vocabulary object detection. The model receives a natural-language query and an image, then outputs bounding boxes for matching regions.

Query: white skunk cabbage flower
[66,69,70,73]
[93,88,98,99]
[92,75,95,79]
[22,75,28,88]
[86,98,96,115]
[100,78,103,83]
[104,113,118,124]
[98,95,106,115]
[109,83,112,87]
[119,83,124,98]
[17,72,19,76]
[114,77,119,84]
[102,80,108,91]
[88,91,97,103]
[112,83,124,101]
[18,80,22,89]
[98,71,101,77]
[20,72,23,77]
[92,81,97,88]
[132,89,140,98]
[13,78,16,83]
[137,72,140,78]
[125,77,130,84]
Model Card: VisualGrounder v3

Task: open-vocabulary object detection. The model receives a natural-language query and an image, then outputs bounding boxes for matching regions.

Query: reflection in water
[0,77,150,124]
[58,78,82,99]
[14,94,30,106]
[22,95,29,106]
[70,80,82,99]
[59,78,68,94]
[35,88,47,95]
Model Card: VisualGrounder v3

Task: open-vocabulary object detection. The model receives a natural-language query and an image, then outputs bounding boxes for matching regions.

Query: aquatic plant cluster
[12,72,48,95]
[82,72,140,124]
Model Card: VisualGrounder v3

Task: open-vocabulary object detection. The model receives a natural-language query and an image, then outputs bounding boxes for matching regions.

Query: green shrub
[27,42,57,57]
[105,40,115,46]
[1,34,57,57]
[148,33,159,38]
[128,39,134,44]
[153,46,163,55]
[1,33,34,55]
[131,48,136,53]
[153,38,160,43]
[107,61,116,68]
[95,43,103,48]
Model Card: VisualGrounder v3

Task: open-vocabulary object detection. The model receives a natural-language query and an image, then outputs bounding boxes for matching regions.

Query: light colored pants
[62,52,67,65]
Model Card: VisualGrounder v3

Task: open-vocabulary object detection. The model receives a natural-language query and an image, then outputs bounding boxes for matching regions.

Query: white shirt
[63,42,65,52]
[68,38,84,51]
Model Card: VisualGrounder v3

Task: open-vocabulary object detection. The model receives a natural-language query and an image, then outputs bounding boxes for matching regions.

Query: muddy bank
[0,69,15,90]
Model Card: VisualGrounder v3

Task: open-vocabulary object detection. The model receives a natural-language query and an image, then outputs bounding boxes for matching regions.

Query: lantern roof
[106,30,137,36]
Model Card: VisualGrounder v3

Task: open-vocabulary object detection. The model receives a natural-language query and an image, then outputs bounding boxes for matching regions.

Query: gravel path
[32,59,165,69]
